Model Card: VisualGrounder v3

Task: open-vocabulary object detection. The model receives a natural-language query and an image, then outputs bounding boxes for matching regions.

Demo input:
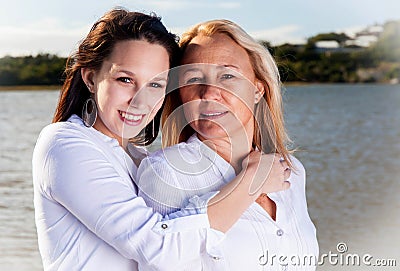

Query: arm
[35,126,288,269]
[138,150,290,234]
[34,129,218,269]
[206,151,290,232]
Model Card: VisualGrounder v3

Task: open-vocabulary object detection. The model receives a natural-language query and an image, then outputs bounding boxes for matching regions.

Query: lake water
[0,84,399,270]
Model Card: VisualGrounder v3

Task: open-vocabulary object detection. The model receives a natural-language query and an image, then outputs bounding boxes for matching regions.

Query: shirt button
[161,223,168,229]
[276,229,284,236]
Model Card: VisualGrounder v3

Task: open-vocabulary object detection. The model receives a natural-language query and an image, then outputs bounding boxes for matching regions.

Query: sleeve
[289,155,307,200]
[137,155,225,258]
[288,155,317,235]
[39,134,223,270]
[137,156,181,215]
[137,156,203,215]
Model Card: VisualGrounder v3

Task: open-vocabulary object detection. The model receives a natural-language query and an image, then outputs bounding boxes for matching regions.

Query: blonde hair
[162,19,293,167]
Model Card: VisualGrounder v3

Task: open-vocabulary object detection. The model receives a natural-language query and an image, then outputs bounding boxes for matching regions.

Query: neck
[93,119,124,148]
[199,130,253,174]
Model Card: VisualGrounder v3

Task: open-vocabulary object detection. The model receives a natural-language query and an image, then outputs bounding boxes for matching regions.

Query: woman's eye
[117,77,132,84]
[221,74,235,80]
[186,77,203,84]
[150,82,163,89]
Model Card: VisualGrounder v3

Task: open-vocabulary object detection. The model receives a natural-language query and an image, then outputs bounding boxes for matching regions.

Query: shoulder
[137,140,192,177]
[32,115,119,174]
[34,121,80,154]
[137,136,206,186]
[34,120,96,159]
[32,121,97,195]
[290,155,306,177]
[287,154,307,190]
[150,137,202,163]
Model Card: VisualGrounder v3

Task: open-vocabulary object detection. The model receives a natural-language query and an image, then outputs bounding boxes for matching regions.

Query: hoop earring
[151,120,155,138]
[82,97,97,127]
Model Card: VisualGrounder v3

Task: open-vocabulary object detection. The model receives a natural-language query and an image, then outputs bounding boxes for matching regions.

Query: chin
[124,132,141,140]
[197,129,228,140]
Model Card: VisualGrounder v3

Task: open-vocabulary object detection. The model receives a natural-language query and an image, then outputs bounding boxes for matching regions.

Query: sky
[0,0,399,57]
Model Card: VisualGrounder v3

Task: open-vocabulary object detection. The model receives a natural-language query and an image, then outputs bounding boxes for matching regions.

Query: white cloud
[167,24,306,46]
[0,18,90,57]
[0,18,303,57]
[249,25,306,45]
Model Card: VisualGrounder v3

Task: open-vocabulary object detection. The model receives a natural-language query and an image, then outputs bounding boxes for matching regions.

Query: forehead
[181,33,251,66]
[100,39,169,78]
[108,39,167,63]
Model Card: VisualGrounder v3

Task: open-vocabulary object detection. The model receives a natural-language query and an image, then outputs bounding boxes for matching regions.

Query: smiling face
[179,33,262,142]
[82,39,169,145]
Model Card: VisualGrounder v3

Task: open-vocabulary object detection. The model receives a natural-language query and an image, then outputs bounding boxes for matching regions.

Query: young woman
[137,20,319,270]
[32,9,290,271]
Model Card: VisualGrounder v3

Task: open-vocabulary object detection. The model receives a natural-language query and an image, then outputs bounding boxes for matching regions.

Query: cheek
[238,100,255,120]
[94,92,110,114]
[152,98,164,116]
[95,83,118,111]
[149,91,165,111]
[182,102,199,123]
[179,87,199,103]
[233,86,256,110]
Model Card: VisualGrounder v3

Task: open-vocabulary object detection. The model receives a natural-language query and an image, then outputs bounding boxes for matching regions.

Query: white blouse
[32,115,224,271]
[137,134,319,270]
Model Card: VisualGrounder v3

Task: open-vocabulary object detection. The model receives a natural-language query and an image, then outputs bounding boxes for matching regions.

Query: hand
[241,151,290,196]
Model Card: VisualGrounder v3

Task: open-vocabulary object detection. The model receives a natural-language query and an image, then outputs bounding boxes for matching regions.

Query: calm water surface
[0,84,399,270]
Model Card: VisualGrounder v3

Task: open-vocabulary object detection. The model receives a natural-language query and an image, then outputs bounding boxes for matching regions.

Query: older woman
[137,19,318,270]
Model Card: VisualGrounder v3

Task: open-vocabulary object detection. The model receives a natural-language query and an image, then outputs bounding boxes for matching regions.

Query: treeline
[0,20,399,86]
[0,54,66,85]
[269,20,400,83]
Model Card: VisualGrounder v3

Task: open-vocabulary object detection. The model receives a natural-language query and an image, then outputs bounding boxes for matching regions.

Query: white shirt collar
[186,134,236,184]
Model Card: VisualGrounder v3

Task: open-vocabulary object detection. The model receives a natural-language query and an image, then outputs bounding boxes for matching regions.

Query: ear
[254,80,265,104]
[81,68,95,94]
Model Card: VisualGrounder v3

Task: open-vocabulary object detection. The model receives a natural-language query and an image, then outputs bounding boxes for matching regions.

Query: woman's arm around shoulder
[32,123,219,270]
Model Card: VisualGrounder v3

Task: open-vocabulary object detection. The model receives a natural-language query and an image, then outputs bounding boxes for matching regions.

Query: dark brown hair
[53,8,180,145]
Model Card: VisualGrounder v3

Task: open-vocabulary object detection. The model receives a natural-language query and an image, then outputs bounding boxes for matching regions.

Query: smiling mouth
[118,110,145,125]
[200,111,228,120]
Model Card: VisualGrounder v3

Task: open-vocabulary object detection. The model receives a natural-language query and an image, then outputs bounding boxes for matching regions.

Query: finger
[284,168,291,180]
[280,159,289,169]
[275,153,283,162]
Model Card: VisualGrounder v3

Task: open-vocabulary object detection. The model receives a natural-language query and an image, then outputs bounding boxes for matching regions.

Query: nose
[129,86,148,110]
[200,84,222,101]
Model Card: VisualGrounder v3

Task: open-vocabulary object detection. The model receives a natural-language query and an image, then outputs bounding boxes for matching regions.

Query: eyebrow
[182,64,239,74]
[152,76,168,82]
[114,69,134,76]
[220,64,239,70]
[181,67,202,74]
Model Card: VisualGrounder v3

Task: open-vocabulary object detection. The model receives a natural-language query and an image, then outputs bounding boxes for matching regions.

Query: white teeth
[120,111,143,121]
[126,114,142,121]
[202,112,225,117]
